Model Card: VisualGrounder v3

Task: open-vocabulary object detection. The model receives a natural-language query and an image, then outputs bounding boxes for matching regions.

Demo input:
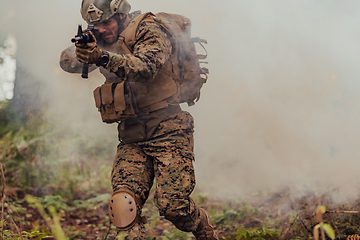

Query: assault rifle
[71,24,95,78]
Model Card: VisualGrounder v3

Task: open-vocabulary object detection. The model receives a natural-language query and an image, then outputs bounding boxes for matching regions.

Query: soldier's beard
[101,34,118,45]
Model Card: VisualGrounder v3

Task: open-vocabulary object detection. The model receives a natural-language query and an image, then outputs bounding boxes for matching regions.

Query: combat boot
[192,208,219,240]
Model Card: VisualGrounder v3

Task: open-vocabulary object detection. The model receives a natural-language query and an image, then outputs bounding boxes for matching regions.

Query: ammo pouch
[93,82,137,123]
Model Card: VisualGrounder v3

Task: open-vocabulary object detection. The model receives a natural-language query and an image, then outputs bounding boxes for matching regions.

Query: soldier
[60,0,218,239]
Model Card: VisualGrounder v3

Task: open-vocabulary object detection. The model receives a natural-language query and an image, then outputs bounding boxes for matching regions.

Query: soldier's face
[94,16,119,45]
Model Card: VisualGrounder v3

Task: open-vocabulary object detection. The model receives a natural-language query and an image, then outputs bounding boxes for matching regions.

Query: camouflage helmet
[81,0,131,24]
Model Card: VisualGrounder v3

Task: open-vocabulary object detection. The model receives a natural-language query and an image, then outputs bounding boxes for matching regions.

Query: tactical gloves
[75,31,103,65]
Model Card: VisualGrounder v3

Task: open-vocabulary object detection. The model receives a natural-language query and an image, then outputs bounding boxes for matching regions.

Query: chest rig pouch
[93,81,137,123]
[93,12,179,125]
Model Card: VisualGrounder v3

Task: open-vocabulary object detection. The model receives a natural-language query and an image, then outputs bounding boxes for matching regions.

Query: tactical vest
[94,12,180,123]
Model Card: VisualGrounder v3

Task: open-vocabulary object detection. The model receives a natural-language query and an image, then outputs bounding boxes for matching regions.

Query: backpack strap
[191,37,208,60]
[120,12,157,52]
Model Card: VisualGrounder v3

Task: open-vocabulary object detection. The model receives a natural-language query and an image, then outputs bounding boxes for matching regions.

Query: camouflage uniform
[113,111,201,238]
[60,12,201,239]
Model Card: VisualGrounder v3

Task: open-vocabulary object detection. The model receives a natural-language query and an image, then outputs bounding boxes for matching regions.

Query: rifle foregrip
[81,64,89,78]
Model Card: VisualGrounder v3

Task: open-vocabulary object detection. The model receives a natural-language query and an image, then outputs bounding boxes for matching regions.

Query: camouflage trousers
[111,110,201,239]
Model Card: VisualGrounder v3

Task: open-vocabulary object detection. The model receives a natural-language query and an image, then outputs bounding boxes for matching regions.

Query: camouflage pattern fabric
[59,45,98,74]
[60,14,171,84]
[122,223,146,239]
[111,110,201,239]
[104,20,172,82]
[59,45,84,73]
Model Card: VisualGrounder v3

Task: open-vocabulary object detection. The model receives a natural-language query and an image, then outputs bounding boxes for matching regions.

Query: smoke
[2,0,360,202]
[0,34,16,100]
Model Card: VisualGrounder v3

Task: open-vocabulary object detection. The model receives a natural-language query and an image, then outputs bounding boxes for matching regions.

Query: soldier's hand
[75,31,103,65]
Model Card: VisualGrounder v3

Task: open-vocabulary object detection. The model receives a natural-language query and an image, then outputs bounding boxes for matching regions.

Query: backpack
[124,12,209,107]
[155,12,208,106]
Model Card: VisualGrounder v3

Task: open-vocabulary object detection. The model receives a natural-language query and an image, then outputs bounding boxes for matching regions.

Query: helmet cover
[81,0,131,24]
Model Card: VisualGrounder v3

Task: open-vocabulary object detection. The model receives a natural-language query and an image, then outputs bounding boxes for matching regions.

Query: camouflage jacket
[59,11,172,84]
